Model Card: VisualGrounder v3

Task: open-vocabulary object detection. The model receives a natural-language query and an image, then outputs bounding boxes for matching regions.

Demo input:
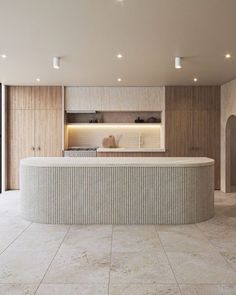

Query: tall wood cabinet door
[7,110,35,189]
[34,110,62,157]
[165,110,193,156]
[35,86,62,110]
[7,86,35,110]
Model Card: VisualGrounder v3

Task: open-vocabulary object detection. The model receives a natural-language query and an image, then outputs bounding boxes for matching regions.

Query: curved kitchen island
[20,157,214,224]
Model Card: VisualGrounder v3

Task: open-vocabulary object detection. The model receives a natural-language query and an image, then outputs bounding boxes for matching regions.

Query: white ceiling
[0,0,236,86]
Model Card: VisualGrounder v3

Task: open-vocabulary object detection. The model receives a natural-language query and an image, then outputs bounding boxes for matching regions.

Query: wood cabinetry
[7,86,62,189]
[65,87,165,111]
[165,86,220,188]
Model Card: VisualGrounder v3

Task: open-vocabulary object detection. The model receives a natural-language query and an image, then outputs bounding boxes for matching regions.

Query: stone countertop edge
[21,157,215,168]
[96,147,166,152]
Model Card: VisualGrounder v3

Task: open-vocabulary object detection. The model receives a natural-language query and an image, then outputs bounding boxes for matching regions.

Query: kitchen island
[20,157,214,224]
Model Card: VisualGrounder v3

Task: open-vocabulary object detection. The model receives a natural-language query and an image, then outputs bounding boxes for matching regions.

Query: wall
[230,119,236,188]
[221,79,236,192]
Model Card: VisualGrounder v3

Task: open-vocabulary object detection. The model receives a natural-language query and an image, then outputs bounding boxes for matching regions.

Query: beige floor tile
[0,283,38,295]
[28,223,70,232]
[0,249,55,283]
[158,228,215,253]
[110,251,176,284]
[0,215,30,232]
[0,231,21,253]
[36,283,108,295]
[112,225,163,253]
[61,225,112,253]
[179,284,236,295]
[167,251,236,284]
[10,228,67,253]
[43,249,110,284]
[109,284,180,295]
[220,252,236,271]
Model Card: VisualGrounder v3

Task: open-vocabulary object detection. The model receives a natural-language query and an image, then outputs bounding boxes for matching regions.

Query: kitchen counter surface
[97,147,166,153]
[21,157,214,168]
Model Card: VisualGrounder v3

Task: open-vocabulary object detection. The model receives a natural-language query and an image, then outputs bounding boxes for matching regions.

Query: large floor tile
[10,228,67,253]
[109,284,180,295]
[158,227,215,253]
[110,251,175,284]
[0,249,55,284]
[179,284,236,295]
[220,252,236,271]
[0,231,21,253]
[43,249,110,284]
[61,225,112,253]
[167,251,236,284]
[0,283,37,295]
[0,215,30,232]
[112,225,163,253]
[36,283,108,295]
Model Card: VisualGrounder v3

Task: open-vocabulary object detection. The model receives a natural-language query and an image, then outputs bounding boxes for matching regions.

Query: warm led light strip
[67,124,161,129]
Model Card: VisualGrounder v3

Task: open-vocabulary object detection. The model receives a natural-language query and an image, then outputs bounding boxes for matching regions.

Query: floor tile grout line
[196,222,236,274]
[0,222,32,256]
[107,225,113,295]
[154,226,183,295]
[33,225,71,295]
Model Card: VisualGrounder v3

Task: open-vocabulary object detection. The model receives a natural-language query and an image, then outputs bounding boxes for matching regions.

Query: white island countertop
[21,157,214,168]
[97,147,166,153]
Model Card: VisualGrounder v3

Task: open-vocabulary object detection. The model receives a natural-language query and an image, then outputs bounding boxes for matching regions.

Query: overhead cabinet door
[65,87,165,111]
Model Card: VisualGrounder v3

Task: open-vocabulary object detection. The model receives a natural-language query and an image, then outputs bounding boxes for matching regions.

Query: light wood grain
[7,86,63,189]
[7,86,34,110]
[35,110,62,157]
[7,110,35,189]
[35,86,62,110]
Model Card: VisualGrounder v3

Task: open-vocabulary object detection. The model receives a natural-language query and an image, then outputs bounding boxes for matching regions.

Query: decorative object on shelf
[135,117,144,123]
[102,135,117,148]
[146,116,161,123]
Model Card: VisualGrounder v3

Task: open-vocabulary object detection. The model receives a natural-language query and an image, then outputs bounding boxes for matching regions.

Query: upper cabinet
[65,87,165,112]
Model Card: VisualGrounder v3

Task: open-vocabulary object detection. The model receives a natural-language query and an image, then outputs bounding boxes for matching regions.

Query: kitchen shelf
[67,123,162,126]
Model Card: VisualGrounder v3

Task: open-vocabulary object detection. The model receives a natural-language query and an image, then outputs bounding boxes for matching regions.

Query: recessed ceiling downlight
[117,53,123,59]
[36,78,40,82]
[1,54,7,58]
[225,53,231,59]
[117,78,122,82]
[193,78,198,82]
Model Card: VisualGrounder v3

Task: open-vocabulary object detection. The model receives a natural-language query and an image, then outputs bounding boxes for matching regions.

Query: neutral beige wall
[221,79,236,192]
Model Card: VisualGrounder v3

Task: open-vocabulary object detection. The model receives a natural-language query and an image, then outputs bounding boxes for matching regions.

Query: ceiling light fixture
[117,78,122,82]
[193,78,198,82]
[1,54,7,58]
[117,53,123,59]
[36,78,40,82]
[53,56,60,69]
[175,57,182,69]
[225,53,231,59]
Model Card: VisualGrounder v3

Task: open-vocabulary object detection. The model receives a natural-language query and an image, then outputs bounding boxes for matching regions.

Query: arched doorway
[226,115,236,192]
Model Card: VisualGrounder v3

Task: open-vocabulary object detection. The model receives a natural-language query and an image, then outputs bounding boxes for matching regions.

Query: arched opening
[226,115,236,192]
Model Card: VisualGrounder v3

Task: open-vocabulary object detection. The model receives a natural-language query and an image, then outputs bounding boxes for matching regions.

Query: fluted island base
[20,157,214,224]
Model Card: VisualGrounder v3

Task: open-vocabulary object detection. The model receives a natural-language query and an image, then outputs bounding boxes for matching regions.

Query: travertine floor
[0,191,236,295]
